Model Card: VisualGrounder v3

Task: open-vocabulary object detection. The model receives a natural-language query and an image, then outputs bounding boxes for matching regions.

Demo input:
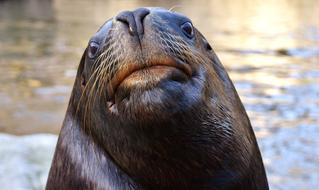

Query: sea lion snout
[115,8,150,36]
[80,8,211,117]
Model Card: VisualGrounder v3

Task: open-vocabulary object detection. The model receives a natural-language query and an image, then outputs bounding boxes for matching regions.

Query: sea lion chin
[46,7,269,190]
[107,56,194,116]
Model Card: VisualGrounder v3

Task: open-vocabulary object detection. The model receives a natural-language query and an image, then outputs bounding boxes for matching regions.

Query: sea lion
[46,7,268,190]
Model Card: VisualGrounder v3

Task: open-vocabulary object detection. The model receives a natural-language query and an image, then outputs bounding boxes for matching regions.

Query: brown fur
[46,7,268,190]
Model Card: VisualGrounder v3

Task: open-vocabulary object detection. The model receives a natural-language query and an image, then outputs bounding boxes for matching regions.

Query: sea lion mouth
[106,57,192,106]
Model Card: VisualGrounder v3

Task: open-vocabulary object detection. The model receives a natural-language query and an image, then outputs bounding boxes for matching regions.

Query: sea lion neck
[83,97,235,189]
[46,7,268,190]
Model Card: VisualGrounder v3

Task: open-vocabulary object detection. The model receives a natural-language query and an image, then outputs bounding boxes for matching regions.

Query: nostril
[116,11,136,35]
[115,8,150,37]
[133,8,150,35]
[135,8,150,20]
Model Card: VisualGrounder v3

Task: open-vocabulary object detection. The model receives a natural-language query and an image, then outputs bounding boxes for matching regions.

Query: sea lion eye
[181,22,194,38]
[88,41,100,58]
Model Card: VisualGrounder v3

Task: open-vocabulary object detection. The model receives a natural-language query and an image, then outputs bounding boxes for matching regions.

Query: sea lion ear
[68,48,88,112]
[77,48,87,77]
[201,37,212,51]
[75,48,88,87]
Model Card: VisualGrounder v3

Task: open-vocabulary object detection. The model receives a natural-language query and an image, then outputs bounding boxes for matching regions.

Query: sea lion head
[74,7,233,123]
[68,7,266,189]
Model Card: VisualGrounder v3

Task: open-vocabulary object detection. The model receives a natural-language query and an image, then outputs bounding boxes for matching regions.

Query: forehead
[90,19,112,43]
[146,7,192,23]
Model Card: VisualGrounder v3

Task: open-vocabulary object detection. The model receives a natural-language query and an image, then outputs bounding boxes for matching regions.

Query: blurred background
[0,0,318,189]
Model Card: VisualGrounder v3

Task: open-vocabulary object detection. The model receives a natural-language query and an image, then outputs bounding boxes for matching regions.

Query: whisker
[169,5,183,12]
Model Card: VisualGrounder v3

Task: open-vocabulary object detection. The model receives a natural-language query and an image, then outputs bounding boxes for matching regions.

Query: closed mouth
[106,57,192,105]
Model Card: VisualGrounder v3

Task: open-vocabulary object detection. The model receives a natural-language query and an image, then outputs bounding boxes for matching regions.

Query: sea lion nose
[116,8,150,36]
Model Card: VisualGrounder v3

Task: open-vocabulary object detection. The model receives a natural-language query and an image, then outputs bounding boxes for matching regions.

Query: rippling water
[0,0,318,189]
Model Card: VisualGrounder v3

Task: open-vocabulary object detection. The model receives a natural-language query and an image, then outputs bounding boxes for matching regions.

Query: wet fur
[46,8,268,190]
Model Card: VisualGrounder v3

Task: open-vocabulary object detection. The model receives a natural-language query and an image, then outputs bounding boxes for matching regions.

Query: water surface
[0,0,318,189]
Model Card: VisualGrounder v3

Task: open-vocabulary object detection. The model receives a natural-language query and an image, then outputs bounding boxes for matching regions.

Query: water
[0,0,318,189]
[0,134,57,190]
